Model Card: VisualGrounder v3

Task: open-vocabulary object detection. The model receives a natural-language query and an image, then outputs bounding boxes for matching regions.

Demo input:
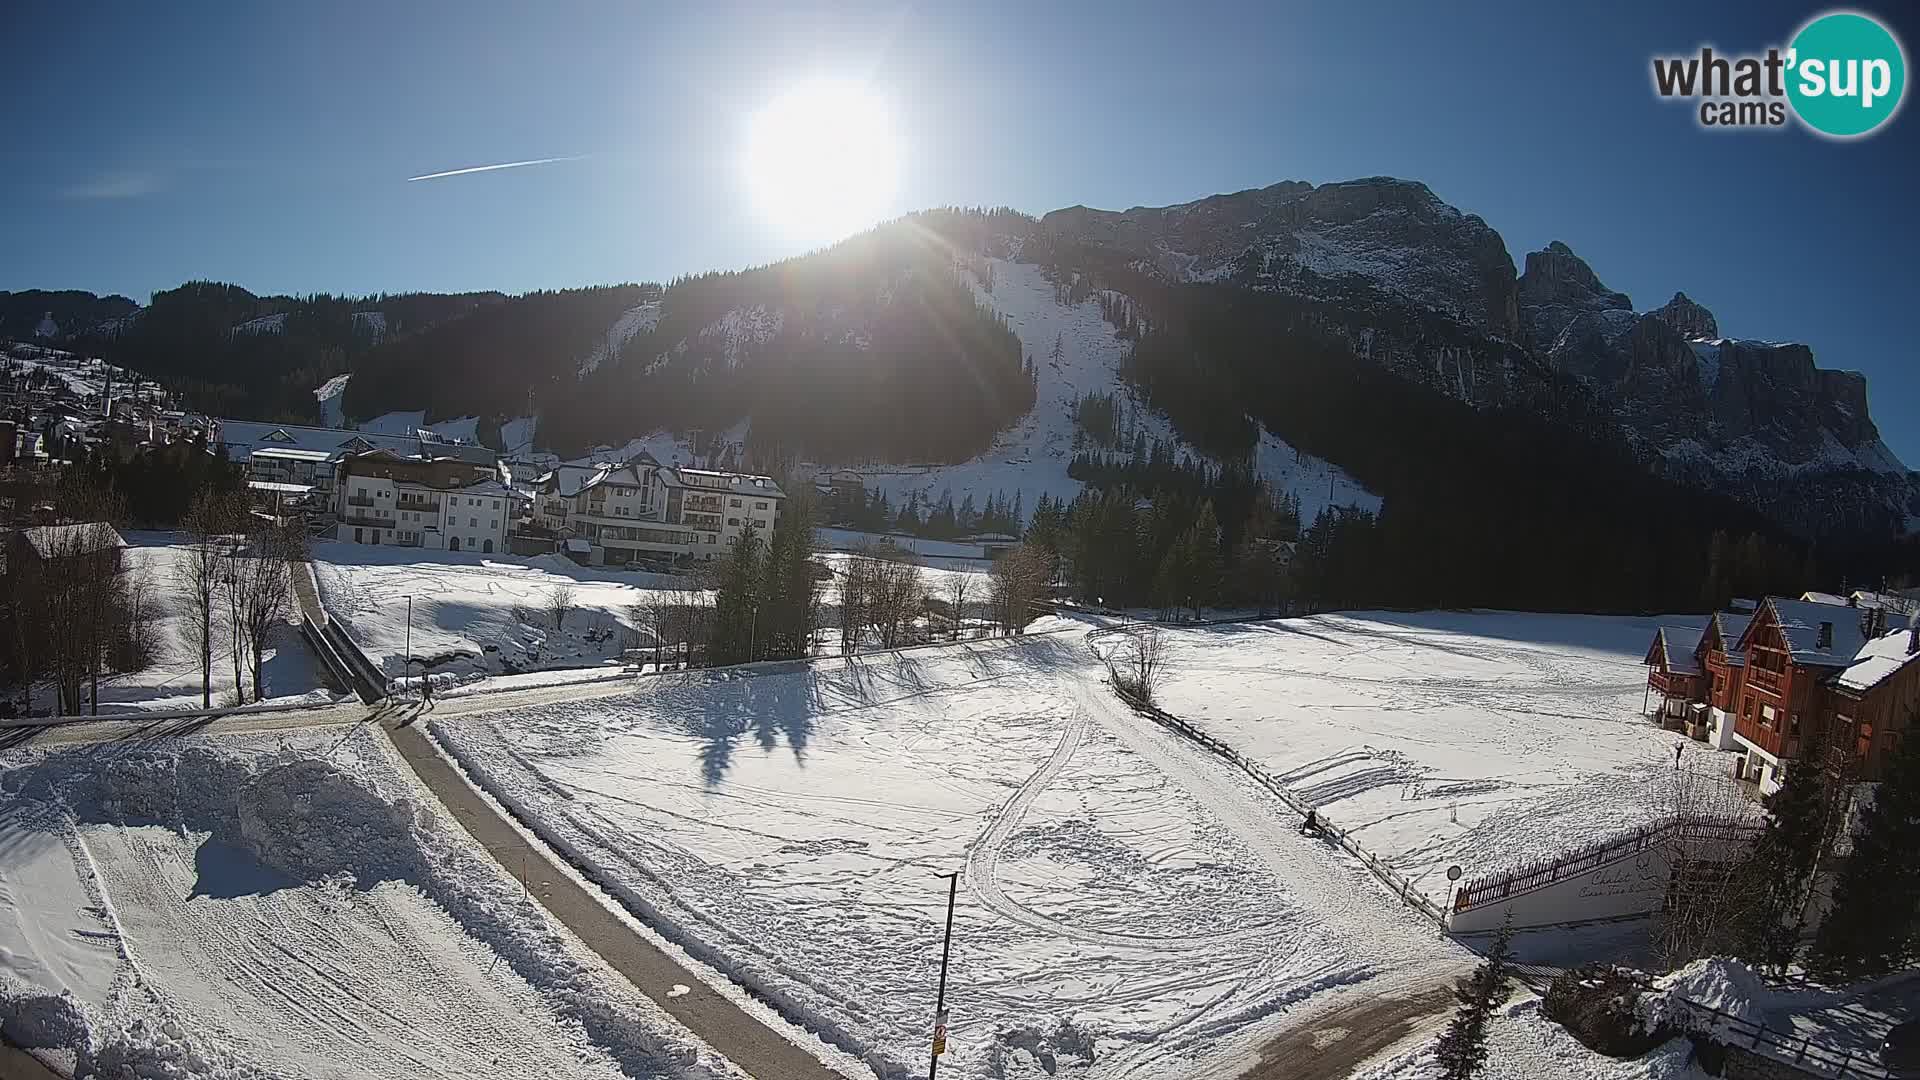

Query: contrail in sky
[406,155,586,182]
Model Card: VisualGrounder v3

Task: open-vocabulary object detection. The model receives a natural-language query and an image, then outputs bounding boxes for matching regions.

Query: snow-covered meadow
[428,627,1457,1080]
[1107,611,1756,905]
[0,728,740,1080]
[311,541,695,679]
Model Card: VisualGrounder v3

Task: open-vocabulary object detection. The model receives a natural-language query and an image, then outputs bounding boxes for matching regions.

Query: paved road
[1239,983,1455,1080]
[379,709,848,1080]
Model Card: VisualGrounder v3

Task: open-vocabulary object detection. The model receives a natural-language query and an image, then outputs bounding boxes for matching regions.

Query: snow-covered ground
[16,533,336,716]
[428,627,1463,1080]
[1108,610,1757,904]
[1353,997,1706,1080]
[0,728,741,1080]
[311,541,698,678]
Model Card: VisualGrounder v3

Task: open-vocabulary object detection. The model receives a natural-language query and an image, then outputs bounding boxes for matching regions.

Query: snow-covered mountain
[1028,180,1913,537]
[1515,241,1916,536]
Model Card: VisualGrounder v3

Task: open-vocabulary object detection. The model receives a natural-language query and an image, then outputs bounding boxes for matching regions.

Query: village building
[335,449,526,553]
[213,419,498,505]
[528,452,784,567]
[1646,596,1920,794]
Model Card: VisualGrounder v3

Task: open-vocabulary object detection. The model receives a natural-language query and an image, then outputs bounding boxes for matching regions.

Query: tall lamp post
[404,595,414,696]
[929,870,958,1079]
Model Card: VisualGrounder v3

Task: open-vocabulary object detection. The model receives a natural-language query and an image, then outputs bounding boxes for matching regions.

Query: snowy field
[311,541,696,679]
[429,626,1462,1080]
[1108,611,1756,904]
[16,532,335,716]
[0,728,740,1080]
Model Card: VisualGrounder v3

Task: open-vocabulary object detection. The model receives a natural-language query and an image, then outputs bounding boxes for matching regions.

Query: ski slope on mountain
[850,259,1379,521]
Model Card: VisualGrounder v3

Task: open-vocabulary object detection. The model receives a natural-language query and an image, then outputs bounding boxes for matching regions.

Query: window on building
[727,517,740,527]
[492,499,500,510]
[754,519,767,530]
[490,520,497,530]
[729,498,742,507]
[756,501,768,509]
[470,517,478,528]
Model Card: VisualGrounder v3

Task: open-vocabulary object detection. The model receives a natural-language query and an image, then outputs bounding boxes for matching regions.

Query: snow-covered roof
[1651,626,1705,675]
[1830,626,1920,695]
[215,419,495,467]
[1754,597,1871,666]
[15,522,126,560]
[1801,591,1849,607]
[538,464,619,497]
[1708,612,1752,666]
[1850,591,1920,618]
[659,466,784,498]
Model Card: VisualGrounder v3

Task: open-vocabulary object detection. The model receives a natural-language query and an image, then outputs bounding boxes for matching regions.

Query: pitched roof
[1650,625,1705,675]
[1831,628,1919,694]
[17,522,126,560]
[1754,597,1871,666]
[1801,590,1849,607]
[1708,612,1753,666]
[214,419,496,467]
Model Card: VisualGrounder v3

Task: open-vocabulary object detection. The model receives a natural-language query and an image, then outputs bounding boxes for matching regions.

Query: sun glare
[744,81,901,246]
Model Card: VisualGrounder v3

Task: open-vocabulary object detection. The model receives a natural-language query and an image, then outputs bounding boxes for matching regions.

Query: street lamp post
[929,871,958,1080]
[405,595,413,696]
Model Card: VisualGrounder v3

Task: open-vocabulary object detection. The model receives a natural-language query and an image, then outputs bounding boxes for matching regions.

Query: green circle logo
[1787,11,1907,137]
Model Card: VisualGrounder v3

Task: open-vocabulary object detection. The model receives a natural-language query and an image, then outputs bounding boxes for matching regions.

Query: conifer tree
[1434,916,1514,1080]
[1732,739,1841,973]
[1813,717,1920,978]
[709,527,763,665]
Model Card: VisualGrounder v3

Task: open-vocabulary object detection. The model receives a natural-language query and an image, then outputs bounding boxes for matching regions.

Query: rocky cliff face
[1038,183,1914,538]
[1042,177,1520,337]
[1516,242,1915,536]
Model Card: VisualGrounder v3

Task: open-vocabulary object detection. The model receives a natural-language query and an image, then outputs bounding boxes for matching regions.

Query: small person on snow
[1674,742,1684,769]
[1299,808,1318,836]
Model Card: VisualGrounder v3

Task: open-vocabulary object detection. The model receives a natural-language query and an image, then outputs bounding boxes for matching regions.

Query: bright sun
[744,81,901,245]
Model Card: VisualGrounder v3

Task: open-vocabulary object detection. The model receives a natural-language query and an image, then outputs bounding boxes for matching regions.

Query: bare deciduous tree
[1107,627,1171,705]
[990,543,1051,635]
[546,583,576,631]
[178,491,234,709]
[946,572,973,641]
[231,524,295,702]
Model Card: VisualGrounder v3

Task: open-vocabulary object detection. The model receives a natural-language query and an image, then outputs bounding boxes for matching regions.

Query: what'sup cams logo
[1652,10,1906,137]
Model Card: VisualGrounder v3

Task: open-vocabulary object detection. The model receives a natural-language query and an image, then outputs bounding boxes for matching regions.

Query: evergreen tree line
[41,433,244,527]
[824,484,1026,540]
[1119,288,1820,613]
[69,282,505,426]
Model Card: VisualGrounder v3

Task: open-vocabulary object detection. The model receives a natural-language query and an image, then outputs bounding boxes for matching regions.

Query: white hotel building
[532,453,785,566]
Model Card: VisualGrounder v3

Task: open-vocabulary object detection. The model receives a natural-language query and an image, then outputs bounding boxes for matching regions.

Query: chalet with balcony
[1644,625,1705,726]
[1723,597,1918,793]
[1698,611,1751,749]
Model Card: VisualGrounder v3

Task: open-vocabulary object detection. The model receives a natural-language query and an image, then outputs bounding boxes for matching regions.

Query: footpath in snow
[0,728,741,1080]
[1107,610,1758,907]
[427,625,1466,1080]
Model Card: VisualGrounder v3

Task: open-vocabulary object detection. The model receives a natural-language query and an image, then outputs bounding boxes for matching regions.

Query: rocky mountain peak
[1650,292,1719,340]
[1039,176,1518,337]
[1516,241,1632,349]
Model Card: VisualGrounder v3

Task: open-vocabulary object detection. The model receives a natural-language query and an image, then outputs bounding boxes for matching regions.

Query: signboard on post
[932,1008,948,1056]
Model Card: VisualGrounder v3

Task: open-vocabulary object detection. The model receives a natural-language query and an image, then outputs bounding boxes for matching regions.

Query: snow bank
[1646,957,1772,1028]
[1354,998,1706,1080]
[0,736,743,1080]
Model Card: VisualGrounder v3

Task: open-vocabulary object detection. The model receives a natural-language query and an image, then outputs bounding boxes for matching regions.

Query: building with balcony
[1649,596,1920,795]
[527,452,785,567]
[213,419,497,505]
[335,449,526,553]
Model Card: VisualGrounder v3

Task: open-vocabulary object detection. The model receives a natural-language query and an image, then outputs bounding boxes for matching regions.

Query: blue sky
[3,1,1915,463]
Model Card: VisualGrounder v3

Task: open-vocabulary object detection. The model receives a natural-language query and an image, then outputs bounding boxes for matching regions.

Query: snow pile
[1645,957,1772,1029]
[0,735,744,1080]
[1353,998,1706,1080]
[0,989,89,1049]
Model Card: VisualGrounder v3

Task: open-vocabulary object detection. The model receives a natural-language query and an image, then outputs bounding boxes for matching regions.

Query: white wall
[1447,831,1752,933]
